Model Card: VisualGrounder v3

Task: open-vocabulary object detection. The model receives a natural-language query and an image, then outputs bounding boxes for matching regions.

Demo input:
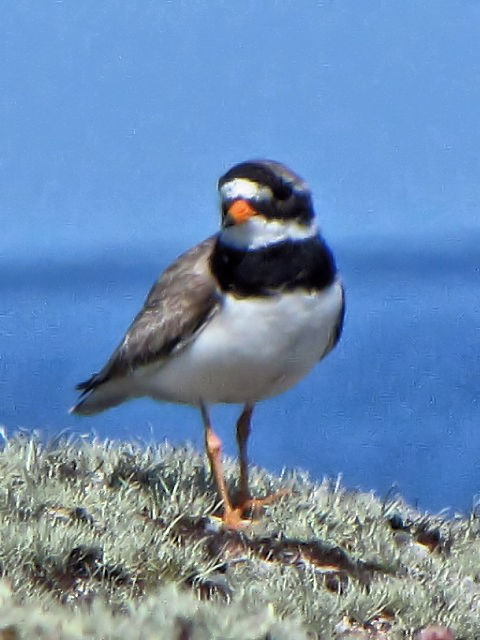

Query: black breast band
[210,235,337,297]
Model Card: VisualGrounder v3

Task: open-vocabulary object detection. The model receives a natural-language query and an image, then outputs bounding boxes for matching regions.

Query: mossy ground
[0,432,477,639]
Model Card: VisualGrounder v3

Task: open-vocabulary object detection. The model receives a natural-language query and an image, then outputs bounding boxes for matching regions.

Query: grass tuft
[0,432,475,638]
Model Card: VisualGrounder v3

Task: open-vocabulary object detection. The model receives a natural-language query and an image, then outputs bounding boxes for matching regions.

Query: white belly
[137,279,343,405]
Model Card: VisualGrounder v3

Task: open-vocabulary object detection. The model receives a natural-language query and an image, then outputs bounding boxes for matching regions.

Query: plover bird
[71,160,345,527]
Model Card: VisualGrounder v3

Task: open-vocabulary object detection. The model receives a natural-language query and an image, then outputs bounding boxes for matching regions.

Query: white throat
[221,215,318,250]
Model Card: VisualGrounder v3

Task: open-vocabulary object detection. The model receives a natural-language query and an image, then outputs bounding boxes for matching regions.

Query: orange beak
[227,199,259,224]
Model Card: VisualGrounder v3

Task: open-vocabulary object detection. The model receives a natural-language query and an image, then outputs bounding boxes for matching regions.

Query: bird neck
[210,233,338,297]
[220,216,317,250]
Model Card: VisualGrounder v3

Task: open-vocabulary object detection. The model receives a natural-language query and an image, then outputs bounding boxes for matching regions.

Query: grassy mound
[0,432,476,639]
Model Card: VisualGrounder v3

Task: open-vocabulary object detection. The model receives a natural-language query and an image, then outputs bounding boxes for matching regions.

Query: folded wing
[71,236,220,414]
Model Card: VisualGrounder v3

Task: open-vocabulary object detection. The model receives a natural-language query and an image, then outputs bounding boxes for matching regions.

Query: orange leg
[235,403,254,507]
[234,402,291,518]
[201,402,248,527]
[200,403,289,528]
[200,402,234,514]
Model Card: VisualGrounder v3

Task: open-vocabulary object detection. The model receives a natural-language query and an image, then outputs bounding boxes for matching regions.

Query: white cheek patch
[219,178,273,202]
[221,215,318,250]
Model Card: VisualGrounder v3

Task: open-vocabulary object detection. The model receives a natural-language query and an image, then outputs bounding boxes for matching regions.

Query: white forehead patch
[219,178,273,202]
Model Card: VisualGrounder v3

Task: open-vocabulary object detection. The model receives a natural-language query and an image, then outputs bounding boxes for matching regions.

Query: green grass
[0,432,476,639]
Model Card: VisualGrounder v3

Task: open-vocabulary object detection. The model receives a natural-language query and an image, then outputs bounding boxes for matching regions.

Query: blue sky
[1,2,479,512]
[2,1,479,257]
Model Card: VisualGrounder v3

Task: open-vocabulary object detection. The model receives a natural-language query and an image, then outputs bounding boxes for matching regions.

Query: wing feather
[76,236,220,395]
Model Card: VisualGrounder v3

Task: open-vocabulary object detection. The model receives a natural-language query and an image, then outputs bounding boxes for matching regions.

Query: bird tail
[70,378,133,416]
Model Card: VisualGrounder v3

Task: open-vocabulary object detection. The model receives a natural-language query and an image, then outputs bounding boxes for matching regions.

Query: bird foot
[216,489,291,529]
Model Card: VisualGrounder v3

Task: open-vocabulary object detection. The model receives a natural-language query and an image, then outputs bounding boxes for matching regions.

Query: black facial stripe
[211,235,337,297]
[221,195,313,225]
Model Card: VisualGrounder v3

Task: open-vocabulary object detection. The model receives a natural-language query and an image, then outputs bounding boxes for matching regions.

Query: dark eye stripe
[273,181,292,201]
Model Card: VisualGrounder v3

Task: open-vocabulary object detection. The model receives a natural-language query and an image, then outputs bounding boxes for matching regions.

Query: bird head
[217,160,317,249]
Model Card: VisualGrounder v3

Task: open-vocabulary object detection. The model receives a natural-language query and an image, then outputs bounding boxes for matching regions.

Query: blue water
[1,235,478,513]
[1,1,480,518]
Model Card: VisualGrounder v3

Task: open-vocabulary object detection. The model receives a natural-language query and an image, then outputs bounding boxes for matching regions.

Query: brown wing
[76,235,220,395]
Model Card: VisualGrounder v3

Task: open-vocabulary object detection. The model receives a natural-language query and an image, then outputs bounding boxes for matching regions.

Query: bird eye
[274,181,293,201]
